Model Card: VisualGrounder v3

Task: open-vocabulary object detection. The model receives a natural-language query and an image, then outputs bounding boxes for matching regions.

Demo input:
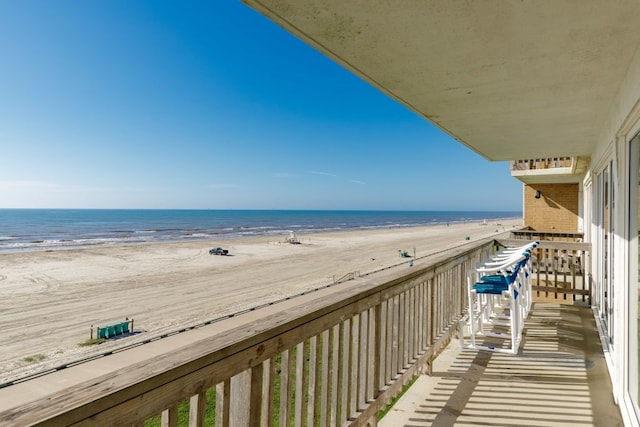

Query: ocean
[0,209,521,253]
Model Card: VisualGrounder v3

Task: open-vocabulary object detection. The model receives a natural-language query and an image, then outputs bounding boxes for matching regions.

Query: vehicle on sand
[209,247,229,255]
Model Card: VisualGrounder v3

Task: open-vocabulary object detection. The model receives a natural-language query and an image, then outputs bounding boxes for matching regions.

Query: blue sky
[0,1,522,211]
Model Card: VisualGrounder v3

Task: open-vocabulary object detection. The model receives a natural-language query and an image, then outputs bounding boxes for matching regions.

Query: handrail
[497,238,591,305]
[510,157,573,171]
[0,239,498,426]
[510,230,584,242]
[0,238,591,425]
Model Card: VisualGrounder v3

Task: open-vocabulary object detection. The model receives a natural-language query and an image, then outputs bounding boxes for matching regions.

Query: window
[629,132,640,407]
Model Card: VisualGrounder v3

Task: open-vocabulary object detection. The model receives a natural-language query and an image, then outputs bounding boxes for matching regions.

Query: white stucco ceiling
[243,0,640,161]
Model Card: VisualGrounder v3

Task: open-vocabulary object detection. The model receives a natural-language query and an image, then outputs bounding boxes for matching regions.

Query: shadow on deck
[380,302,622,427]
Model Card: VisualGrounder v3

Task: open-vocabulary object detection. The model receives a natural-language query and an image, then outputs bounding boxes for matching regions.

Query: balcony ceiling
[243,1,640,161]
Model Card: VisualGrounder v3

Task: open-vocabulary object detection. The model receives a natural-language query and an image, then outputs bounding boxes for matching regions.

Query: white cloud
[311,171,337,177]
[351,180,366,185]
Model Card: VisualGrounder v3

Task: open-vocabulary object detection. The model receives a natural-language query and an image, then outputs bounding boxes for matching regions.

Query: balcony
[510,157,590,184]
[0,235,619,426]
[380,301,619,426]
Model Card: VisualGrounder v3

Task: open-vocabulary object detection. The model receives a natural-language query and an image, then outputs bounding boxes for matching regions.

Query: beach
[0,219,521,383]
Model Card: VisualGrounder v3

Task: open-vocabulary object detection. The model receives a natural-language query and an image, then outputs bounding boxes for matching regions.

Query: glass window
[600,165,612,334]
[609,159,615,344]
[604,165,609,327]
[629,133,640,407]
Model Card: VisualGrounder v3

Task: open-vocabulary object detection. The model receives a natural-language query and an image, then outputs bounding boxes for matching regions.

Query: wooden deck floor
[380,302,622,427]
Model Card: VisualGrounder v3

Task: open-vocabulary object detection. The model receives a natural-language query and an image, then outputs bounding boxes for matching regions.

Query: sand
[0,219,521,383]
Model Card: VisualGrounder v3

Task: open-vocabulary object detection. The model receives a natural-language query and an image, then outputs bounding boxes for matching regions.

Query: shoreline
[0,218,522,383]
[0,214,522,254]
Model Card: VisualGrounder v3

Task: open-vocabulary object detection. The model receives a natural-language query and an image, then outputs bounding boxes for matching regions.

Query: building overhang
[243,1,640,161]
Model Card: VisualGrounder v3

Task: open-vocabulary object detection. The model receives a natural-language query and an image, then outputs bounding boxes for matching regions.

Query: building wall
[523,183,579,232]
[587,41,640,425]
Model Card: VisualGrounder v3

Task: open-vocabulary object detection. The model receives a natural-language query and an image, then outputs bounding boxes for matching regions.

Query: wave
[0,210,521,253]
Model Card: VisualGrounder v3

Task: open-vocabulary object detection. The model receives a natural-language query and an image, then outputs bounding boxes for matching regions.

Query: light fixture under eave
[535,190,542,199]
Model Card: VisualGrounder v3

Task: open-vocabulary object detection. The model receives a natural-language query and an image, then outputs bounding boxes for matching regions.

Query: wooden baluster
[398,292,406,371]
[388,296,396,383]
[340,319,350,423]
[278,349,290,427]
[230,371,250,427]
[545,248,550,299]
[378,300,387,387]
[433,269,440,344]
[294,341,306,427]
[249,363,263,427]
[417,282,424,353]
[373,303,382,402]
[320,329,330,427]
[350,315,359,418]
[563,250,569,301]
[216,380,230,427]
[428,278,434,346]
[263,358,275,427]
[366,307,374,403]
[409,286,416,362]
[552,248,557,299]
[359,310,368,409]
[337,321,348,424]
[161,403,178,427]
[189,390,206,427]
[306,335,318,427]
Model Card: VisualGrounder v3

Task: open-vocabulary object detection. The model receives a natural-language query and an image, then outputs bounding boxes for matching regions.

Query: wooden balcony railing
[510,229,584,242]
[498,238,591,305]
[510,157,573,171]
[0,237,591,426]
[0,240,497,426]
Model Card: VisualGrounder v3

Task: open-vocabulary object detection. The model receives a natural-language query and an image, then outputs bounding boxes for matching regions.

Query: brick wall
[524,183,578,232]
